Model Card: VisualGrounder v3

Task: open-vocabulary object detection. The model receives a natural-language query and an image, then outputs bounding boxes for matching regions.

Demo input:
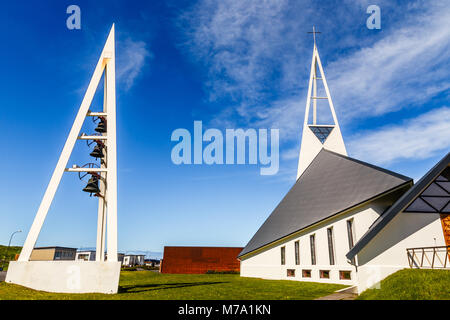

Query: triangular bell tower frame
[297,30,347,180]
[6,25,121,294]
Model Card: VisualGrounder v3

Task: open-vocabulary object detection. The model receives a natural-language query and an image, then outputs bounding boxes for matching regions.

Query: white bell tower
[6,25,121,294]
[297,28,347,180]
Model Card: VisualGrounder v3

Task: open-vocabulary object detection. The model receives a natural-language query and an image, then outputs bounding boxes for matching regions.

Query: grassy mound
[358,269,450,300]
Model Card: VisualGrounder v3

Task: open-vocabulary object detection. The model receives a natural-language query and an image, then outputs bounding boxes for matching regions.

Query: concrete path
[315,292,358,300]
[315,286,358,300]
[0,271,6,282]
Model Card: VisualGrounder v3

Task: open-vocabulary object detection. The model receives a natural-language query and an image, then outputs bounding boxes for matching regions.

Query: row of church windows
[280,218,356,266]
[285,269,352,280]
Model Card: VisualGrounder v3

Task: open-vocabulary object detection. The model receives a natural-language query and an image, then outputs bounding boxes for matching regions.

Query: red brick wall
[161,247,243,274]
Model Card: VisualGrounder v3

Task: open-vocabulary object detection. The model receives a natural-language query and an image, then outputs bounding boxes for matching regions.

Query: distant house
[123,255,145,267]
[75,250,96,261]
[96,252,125,263]
[30,247,76,261]
[144,259,161,267]
[73,250,126,263]
[161,247,242,274]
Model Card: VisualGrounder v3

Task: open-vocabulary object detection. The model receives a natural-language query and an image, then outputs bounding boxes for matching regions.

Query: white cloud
[348,107,450,165]
[327,2,450,121]
[178,0,311,104]
[116,38,152,90]
[180,1,450,124]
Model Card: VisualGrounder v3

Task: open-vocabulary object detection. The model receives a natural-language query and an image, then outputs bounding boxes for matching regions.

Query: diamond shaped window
[309,126,334,144]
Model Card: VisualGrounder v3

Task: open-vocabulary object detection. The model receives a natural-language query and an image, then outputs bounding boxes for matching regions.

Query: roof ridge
[322,149,412,182]
[295,148,327,183]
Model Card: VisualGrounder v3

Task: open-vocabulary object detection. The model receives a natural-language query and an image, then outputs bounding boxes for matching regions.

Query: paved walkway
[315,292,358,300]
[0,271,6,282]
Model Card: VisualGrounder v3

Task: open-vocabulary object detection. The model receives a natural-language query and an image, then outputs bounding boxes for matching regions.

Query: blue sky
[0,1,449,258]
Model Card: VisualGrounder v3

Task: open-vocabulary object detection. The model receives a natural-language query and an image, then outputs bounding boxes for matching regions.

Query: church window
[310,234,316,265]
[340,271,352,280]
[327,227,335,265]
[295,241,300,265]
[347,219,356,264]
[320,270,330,279]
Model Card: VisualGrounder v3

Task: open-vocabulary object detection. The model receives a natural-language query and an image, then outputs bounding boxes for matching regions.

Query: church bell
[95,118,107,133]
[90,144,104,159]
[82,175,100,195]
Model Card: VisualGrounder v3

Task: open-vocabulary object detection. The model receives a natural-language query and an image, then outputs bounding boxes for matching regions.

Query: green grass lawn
[0,271,346,300]
[358,269,450,300]
[0,245,21,271]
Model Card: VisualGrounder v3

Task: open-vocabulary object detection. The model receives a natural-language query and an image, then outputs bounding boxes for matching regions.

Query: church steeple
[297,31,347,180]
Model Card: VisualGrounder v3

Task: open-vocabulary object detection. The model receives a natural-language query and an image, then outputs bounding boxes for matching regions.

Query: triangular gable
[405,168,450,213]
[347,153,450,261]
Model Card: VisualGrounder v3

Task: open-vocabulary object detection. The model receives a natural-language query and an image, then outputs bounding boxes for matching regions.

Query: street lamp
[2,230,22,270]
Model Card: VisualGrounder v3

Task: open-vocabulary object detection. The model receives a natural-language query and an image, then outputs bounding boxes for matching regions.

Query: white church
[238,41,450,294]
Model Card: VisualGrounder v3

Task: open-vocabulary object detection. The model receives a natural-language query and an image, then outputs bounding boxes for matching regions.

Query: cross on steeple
[307,26,321,47]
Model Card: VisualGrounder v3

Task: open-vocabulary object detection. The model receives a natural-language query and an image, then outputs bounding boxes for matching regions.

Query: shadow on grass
[118,281,228,294]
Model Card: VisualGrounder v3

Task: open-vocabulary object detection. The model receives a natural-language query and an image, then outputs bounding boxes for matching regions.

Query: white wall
[6,261,121,294]
[355,210,446,293]
[240,199,391,286]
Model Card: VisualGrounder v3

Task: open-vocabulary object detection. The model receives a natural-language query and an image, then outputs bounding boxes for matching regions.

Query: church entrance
[441,214,450,248]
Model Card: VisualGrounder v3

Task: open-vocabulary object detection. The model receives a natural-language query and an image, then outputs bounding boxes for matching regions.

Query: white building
[123,255,145,267]
[76,250,96,261]
[145,259,161,267]
[238,40,450,294]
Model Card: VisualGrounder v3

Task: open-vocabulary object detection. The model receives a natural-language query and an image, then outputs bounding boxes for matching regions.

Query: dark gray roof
[239,149,412,258]
[347,151,450,260]
[34,246,77,250]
